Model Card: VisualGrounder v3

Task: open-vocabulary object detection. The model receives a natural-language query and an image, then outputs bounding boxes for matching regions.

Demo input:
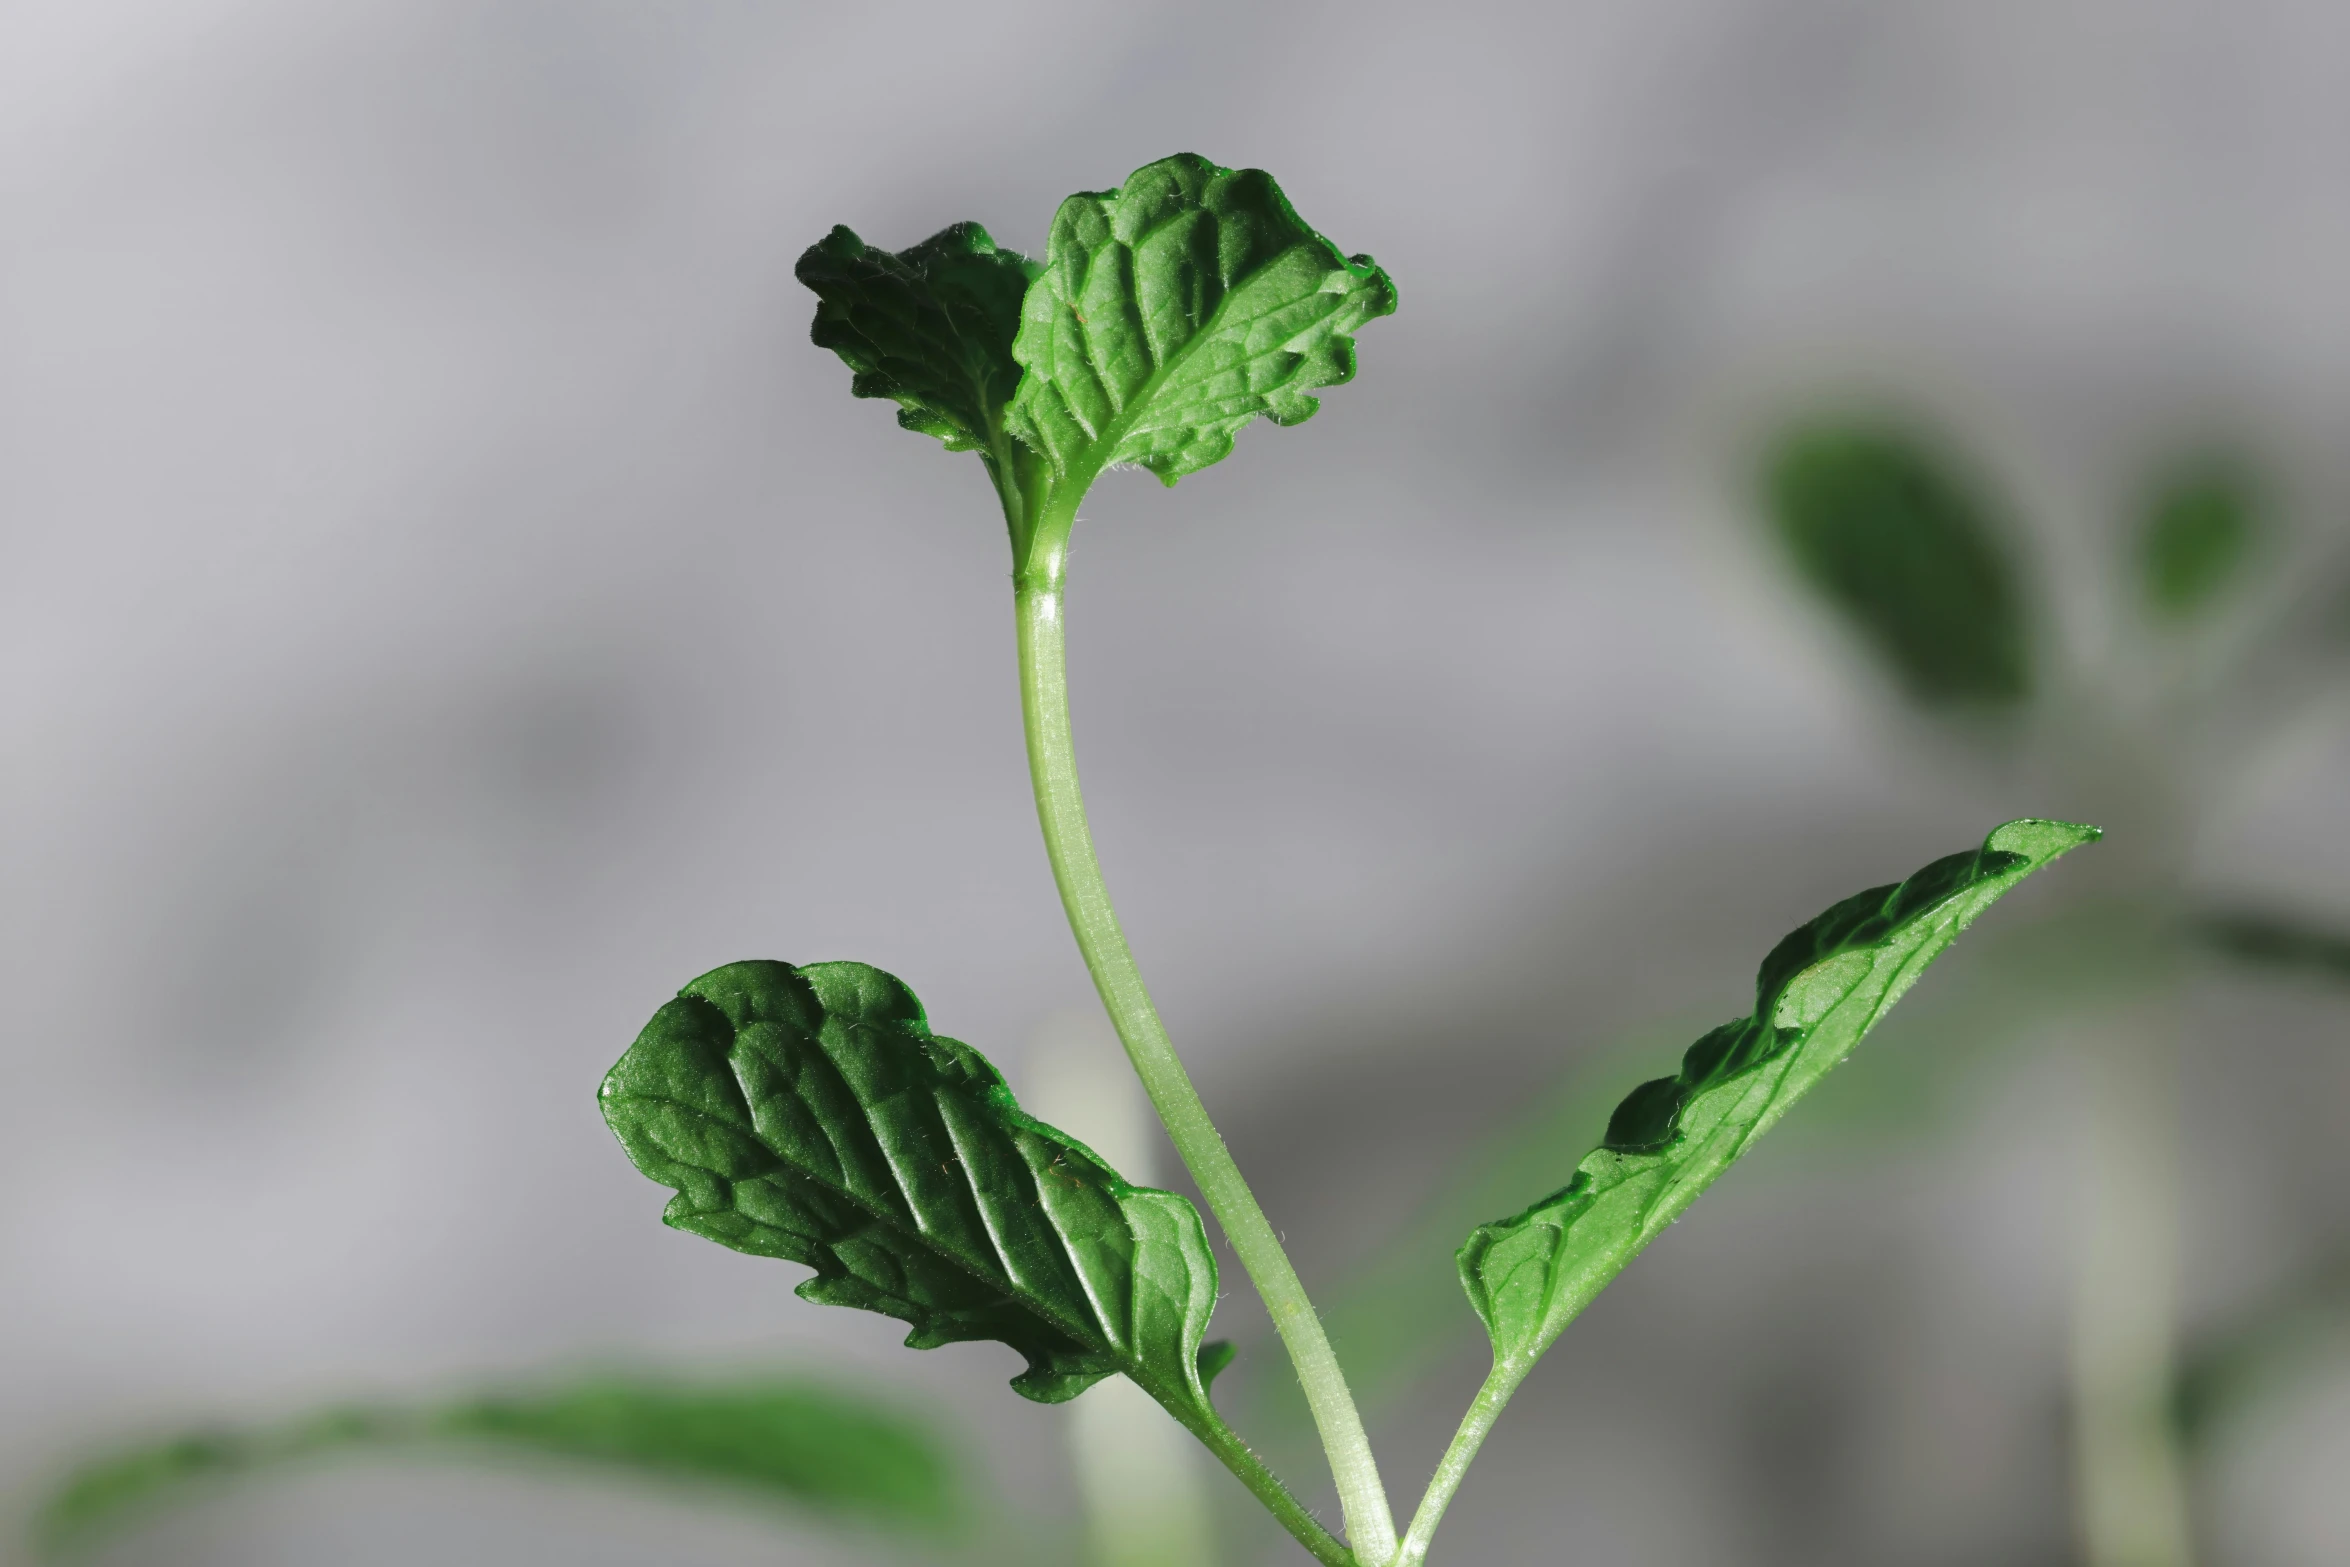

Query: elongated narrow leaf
[1764,422,2031,705]
[796,222,1042,485]
[601,961,1221,1419]
[33,1376,958,1558]
[2141,456,2261,619]
[1460,818,2097,1371]
[1005,152,1396,489]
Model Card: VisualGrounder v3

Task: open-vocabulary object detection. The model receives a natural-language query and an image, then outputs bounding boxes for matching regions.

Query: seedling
[596,153,2096,1566]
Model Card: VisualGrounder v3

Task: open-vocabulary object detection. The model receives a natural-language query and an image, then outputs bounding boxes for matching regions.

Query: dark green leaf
[1459,819,2097,1372]
[2189,908,2350,984]
[1764,422,2031,705]
[1005,153,1396,491]
[600,961,1222,1419]
[33,1377,957,1558]
[2141,457,2261,619]
[796,221,1042,489]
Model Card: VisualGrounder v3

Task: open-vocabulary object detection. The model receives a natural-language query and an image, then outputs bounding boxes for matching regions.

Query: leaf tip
[1984,816,2102,864]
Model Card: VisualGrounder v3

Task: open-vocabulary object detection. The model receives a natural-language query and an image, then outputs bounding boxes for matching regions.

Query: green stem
[1011,505,1398,1566]
[1396,1358,1526,1566]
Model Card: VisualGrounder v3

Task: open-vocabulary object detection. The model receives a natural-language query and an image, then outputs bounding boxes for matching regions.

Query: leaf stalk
[1012,501,1398,1566]
[1396,1358,1529,1565]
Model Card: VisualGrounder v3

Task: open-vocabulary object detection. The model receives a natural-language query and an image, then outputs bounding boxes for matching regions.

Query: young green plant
[597,153,2097,1566]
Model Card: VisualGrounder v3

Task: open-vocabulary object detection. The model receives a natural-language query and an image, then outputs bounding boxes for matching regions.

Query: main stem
[1013,513,1398,1566]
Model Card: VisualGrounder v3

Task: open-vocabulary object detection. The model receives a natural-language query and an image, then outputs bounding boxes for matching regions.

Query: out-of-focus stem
[2073,992,2193,1567]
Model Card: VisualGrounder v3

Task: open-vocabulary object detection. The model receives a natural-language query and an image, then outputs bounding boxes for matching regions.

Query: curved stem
[1012,511,1398,1566]
[1397,1358,1526,1565]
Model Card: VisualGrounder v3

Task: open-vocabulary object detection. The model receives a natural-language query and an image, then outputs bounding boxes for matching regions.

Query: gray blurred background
[5,1,2348,1563]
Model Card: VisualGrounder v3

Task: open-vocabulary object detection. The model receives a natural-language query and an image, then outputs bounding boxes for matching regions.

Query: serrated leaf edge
[1458,817,2099,1368]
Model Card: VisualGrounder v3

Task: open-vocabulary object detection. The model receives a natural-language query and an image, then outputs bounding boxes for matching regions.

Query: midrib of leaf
[650,1037,1143,1390]
[1041,239,1330,515]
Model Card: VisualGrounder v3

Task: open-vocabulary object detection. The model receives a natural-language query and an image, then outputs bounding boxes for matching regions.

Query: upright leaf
[1764,422,2031,705]
[600,961,1223,1421]
[796,222,1042,490]
[2141,456,2261,619]
[33,1376,959,1559]
[1005,152,1396,490]
[1459,818,2096,1373]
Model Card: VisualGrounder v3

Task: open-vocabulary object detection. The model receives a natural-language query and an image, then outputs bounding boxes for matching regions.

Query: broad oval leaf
[796,222,1041,480]
[33,1375,959,1558]
[1459,818,2097,1371]
[1004,152,1396,490]
[600,960,1222,1416]
[1764,422,2031,706]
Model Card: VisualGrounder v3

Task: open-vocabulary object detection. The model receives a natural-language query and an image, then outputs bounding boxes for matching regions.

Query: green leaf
[796,221,1042,486]
[1764,422,2031,705]
[2141,456,2261,619]
[433,1377,957,1527]
[33,1376,959,1558]
[1458,818,2097,1372]
[1004,152,1396,491]
[600,960,1222,1419]
[2175,1248,2350,1444]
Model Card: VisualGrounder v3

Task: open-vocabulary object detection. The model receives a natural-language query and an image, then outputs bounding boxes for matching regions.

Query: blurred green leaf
[2189,909,2350,984]
[600,961,1224,1417]
[34,1375,960,1558]
[1764,422,2031,705]
[2141,457,2262,620]
[2177,1250,2350,1445]
[433,1379,958,1525]
[1460,819,2096,1374]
